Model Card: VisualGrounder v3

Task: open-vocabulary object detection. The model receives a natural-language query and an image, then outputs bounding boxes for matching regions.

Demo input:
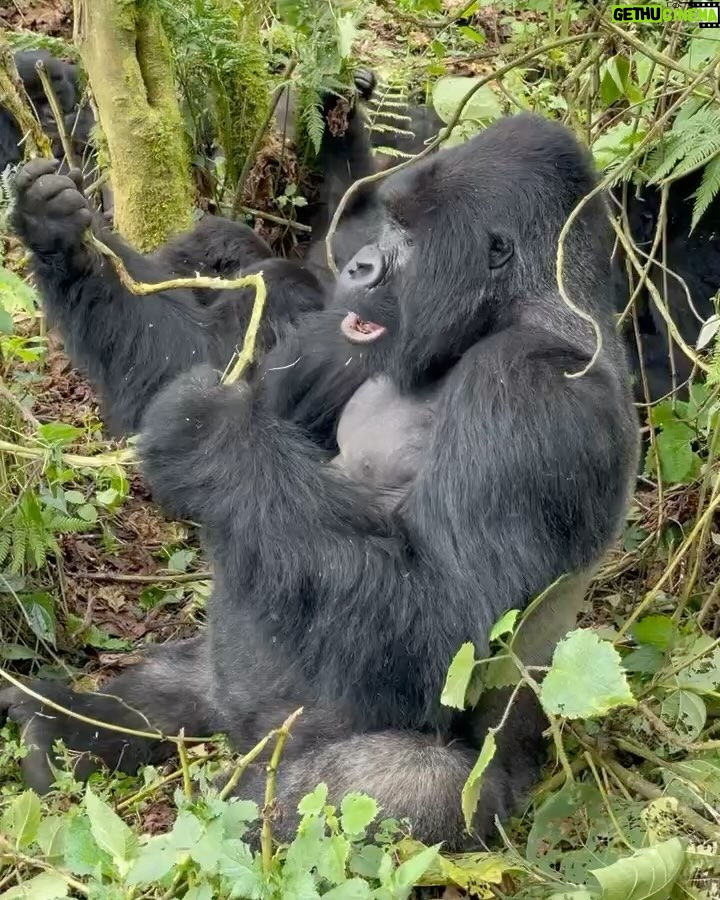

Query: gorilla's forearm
[28,227,213,436]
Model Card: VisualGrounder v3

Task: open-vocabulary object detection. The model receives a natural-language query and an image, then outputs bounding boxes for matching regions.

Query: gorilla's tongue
[341,312,387,344]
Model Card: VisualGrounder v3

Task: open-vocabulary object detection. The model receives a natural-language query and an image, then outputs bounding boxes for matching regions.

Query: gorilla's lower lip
[341,312,387,344]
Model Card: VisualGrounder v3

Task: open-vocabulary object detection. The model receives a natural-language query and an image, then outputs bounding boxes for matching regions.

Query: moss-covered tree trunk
[74,0,192,251]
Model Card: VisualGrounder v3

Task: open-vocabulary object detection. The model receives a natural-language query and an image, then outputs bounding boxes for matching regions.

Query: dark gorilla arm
[139,324,634,733]
[11,160,215,436]
[11,160,326,436]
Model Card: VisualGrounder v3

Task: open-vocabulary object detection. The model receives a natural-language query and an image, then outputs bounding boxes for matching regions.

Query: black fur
[1,51,95,173]
[2,114,639,850]
[9,160,326,437]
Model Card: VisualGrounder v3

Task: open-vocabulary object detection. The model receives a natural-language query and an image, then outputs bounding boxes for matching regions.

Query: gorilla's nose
[340,245,385,290]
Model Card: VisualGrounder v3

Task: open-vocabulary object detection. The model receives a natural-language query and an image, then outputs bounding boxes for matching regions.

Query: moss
[76,0,192,251]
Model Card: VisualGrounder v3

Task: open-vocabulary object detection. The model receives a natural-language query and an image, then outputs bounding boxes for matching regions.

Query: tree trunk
[74,0,193,251]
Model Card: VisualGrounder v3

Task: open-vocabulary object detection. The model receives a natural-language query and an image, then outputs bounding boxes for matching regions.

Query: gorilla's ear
[488,230,515,269]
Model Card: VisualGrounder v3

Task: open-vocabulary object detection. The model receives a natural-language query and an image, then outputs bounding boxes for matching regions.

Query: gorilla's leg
[0,636,223,794]
[236,725,537,851]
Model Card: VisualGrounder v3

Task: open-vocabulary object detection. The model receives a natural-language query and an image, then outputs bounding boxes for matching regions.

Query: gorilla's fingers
[13,157,59,192]
[67,167,85,192]
[30,173,83,204]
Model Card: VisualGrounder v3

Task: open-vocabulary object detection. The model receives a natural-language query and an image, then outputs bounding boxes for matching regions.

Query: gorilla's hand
[0,679,156,794]
[354,67,376,101]
[139,365,254,520]
[11,158,91,253]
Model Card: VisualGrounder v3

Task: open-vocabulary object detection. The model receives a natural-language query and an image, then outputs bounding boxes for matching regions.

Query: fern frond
[692,155,720,232]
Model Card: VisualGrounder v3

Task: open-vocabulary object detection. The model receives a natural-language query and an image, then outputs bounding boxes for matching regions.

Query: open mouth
[340,312,387,344]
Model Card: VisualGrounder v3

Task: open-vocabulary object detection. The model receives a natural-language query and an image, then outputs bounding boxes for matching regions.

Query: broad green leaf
[461,732,497,830]
[661,690,706,741]
[63,814,112,877]
[95,488,121,507]
[1,872,69,899]
[337,13,358,58]
[167,549,196,573]
[1,789,41,848]
[184,885,214,900]
[549,893,597,900]
[458,25,486,43]
[19,593,56,645]
[124,839,174,885]
[64,490,85,505]
[316,834,351,884]
[391,844,441,895]
[84,787,136,871]
[432,77,502,126]
[217,837,261,898]
[35,816,66,861]
[632,616,674,651]
[340,793,379,836]
[298,782,328,816]
[0,300,13,334]
[540,629,635,718]
[654,421,701,485]
[490,609,519,641]
[0,265,39,315]
[322,880,372,900]
[37,422,84,448]
[590,837,685,900]
[77,504,98,523]
[441,642,477,709]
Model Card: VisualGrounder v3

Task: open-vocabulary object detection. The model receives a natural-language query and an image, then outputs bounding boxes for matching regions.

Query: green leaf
[64,490,86,505]
[35,816,67,861]
[19,593,56,645]
[458,25,486,43]
[1,872,69,899]
[219,839,263,898]
[391,844,441,895]
[125,838,175,886]
[432,77,502,126]
[84,787,136,871]
[37,422,84,448]
[184,885,214,900]
[549,893,597,900]
[322,880,372,900]
[490,609,519,641]
[632,616,674,651]
[654,421,700,485]
[540,629,635,718]
[0,300,13,334]
[77,504,98,523]
[441,642,477,710]
[340,793,379,836]
[461,731,497,830]
[661,690,706,741]
[590,837,685,900]
[337,13,358,58]
[167,549,196,573]
[1,789,42,848]
[63,814,112,876]
[298,782,328,816]
[95,488,121,507]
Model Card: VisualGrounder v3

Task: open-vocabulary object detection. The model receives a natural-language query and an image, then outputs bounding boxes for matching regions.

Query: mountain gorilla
[7,71,381,438]
[1,50,95,173]
[362,87,719,405]
[1,114,639,848]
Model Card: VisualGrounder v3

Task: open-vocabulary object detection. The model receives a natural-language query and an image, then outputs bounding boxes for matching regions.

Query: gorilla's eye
[488,231,515,270]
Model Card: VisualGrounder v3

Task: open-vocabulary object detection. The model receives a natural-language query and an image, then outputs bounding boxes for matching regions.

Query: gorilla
[9,160,326,437]
[362,86,719,406]
[7,71,383,438]
[1,50,95,174]
[1,113,639,850]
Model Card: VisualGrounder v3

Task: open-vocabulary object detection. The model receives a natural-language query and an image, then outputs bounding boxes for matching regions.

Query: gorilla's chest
[332,376,438,503]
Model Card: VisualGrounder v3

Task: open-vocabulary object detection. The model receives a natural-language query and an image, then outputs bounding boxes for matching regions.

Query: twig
[177,730,193,799]
[262,707,304,872]
[234,205,312,233]
[35,58,77,168]
[72,570,212,584]
[0,665,208,745]
[0,377,41,430]
[0,837,89,896]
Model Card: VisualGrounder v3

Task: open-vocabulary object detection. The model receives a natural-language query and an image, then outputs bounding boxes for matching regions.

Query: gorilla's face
[335,154,516,386]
